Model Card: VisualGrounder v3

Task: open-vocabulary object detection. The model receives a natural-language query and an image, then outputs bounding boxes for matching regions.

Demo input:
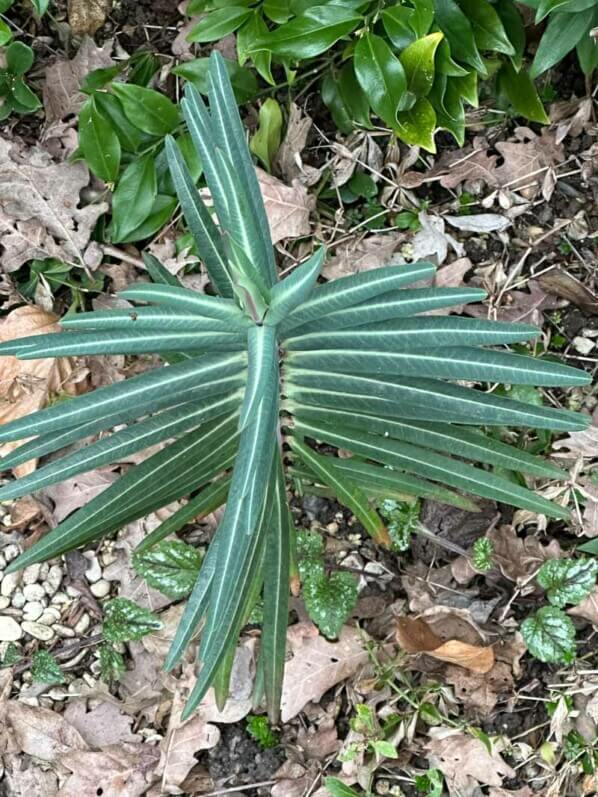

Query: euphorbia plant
[0,52,589,721]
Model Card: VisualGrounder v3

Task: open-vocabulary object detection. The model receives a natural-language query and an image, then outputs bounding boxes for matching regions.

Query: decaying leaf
[568,587,598,629]
[444,214,510,233]
[63,699,141,748]
[494,128,565,199]
[42,468,119,523]
[425,729,515,796]
[538,267,598,316]
[68,0,113,37]
[396,616,494,674]
[43,37,114,124]
[401,137,499,190]
[323,233,404,280]
[6,701,89,762]
[553,410,598,458]
[280,623,370,722]
[410,212,464,265]
[0,306,86,477]
[276,102,319,186]
[485,525,562,585]
[2,755,59,797]
[0,136,108,271]
[59,743,160,797]
[257,168,314,244]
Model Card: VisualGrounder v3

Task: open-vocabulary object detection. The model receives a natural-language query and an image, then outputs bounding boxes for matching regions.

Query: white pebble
[51,591,70,606]
[38,607,61,626]
[39,562,50,580]
[66,586,82,598]
[21,621,55,641]
[100,551,118,567]
[74,613,91,635]
[22,584,46,603]
[0,553,6,569]
[0,597,9,611]
[573,336,594,355]
[3,545,20,563]
[54,624,75,638]
[44,565,63,597]
[11,591,25,609]
[0,616,23,641]
[1,572,21,597]
[84,555,102,584]
[23,601,44,622]
[90,579,110,598]
[22,564,41,585]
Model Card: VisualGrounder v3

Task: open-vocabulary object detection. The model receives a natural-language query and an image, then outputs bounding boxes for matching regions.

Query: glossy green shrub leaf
[400,32,443,100]
[133,540,203,599]
[498,62,549,124]
[322,63,372,134]
[111,83,180,135]
[110,153,157,242]
[410,0,435,37]
[188,6,253,42]
[173,56,258,103]
[324,778,361,797]
[382,6,416,49]
[577,27,598,75]
[354,32,407,128]
[434,0,486,75]
[459,0,515,56]
[396,97,437,152]
[81,63,126,93]
[238,12,275,84]
[250,98,283,171]
[5,41,34,75]
[521,606,576,664]
[494,0,526,69]
[264,0,290,23]
[537,558,598,608]
[259,6,362,59]
[78,97,121,182]
[119,194,177,243]
[103,597,163,643]
[0,20,12,46]
[303,570,358,640]
[530,7,594,77]
[92,92,143,152]
[31,650,65,684]
[99,644,126,682]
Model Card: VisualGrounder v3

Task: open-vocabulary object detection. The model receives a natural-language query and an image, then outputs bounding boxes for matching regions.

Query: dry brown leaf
[410,212,464,265]
[257,168,314,244]
[400,137,499,190]
[323,232,404,280]
[63,700,141,748]
[446,661,513,717]
[553,410,598,458]
[465,280,562,326]
[396,616,494,674]
[2,754,59,796]
[494,127,565,199]
[425,729,515,796]
[487,525,562,585]
[43,468,119,522]
[59,743,160,797]
[280,623,370,722]
[68,0,113,36]
[0,305,85,476]
[538,267,598,315]
[0,137,108,271]
[276,103,318,185]
[43,38,114,124]
[488,788,533,797]
[568,587,598,628]
[6,701,89,762]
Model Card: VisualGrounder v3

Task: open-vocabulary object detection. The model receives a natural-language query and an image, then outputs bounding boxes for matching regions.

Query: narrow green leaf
[142,253,182,287]
[530,8,594,77]
[265,248,325,327]
[498,62,549,124]
[250,98,283,171]
[78,97,121,182]
[60,306,248,332]
[188,6,253,42]
[354,33,407,128]
[118,283,247,322]
[110,154,158,242]
[111,83,180,136]
[173,57,258,104]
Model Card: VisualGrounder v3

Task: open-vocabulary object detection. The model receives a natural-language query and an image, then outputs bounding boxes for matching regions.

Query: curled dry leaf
[553,409,598,458]
[59,743,160,797]
[257,168,314,244]
[0,306,87,477]
[63,699,141,749]
[444,214,510,233]
[538,267,598,316]
[425,729,515,796]
[280,623,370,722]
[410,212,464,265]
[487,525,562,585]
[6,701,89,762]
[396,616,494,674]
[276,102,320,186]
[43,38,114,124]
[323,233,404,280]
[0,136,108,271]
[68,0,113,37]
[568,587,598,629]
[2,755,59,797]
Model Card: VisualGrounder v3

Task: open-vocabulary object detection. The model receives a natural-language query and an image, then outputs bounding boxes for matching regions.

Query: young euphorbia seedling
[0,52,589,721]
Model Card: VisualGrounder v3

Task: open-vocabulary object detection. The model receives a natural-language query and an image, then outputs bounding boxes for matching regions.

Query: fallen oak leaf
[395,616,494,674]
[59,743,160,797]
[257,168,314,244]
[6,701,88,762]
[538,267,598,316]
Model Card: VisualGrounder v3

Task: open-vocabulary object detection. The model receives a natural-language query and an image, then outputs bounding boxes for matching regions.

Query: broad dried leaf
[410,212,464,265]
[59,743,160,797]
[538,267,598,316]
[6,701,88,762]
[323,233,403,280]
[401,138,498,190]
[43,38,114,124]
[487,525,562,585]
[444,214,510,233]
[396,616,494,674]
[62,700,141,748]
[0,137,108,271]
[43,468,119,522]
[425,730,515,796]
[257,168,314,244]
[276,103,318,185]
[2,755,59,796]
[553,410,598,458]
[568,587,598,629]
[446,661,513,717]
[0,306,85,476]
[280,623,369,722]
[68,0,113,36]
[494,128,564,199]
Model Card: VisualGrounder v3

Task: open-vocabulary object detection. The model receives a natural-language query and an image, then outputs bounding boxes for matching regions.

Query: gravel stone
[0,597,9,611]
[21,621,55,641]
[74,613,91,635]
[0,616,23,641]
[44,565,63,596]
[38,607,61,625]
[54,624,75,638]
[84,555,102,584]
[23,584,46,603]
[22,564,41,585]
[90,579,110,598]
[23,601,44,622]
[51,591,70,605]
[11,591,25,609]
[3,544,20,563]
[0,552,6,569]
[1,572,21,597]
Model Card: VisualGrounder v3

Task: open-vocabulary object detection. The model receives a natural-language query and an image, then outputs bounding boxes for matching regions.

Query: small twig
[198,780,278,797]
[102,245,145,269]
